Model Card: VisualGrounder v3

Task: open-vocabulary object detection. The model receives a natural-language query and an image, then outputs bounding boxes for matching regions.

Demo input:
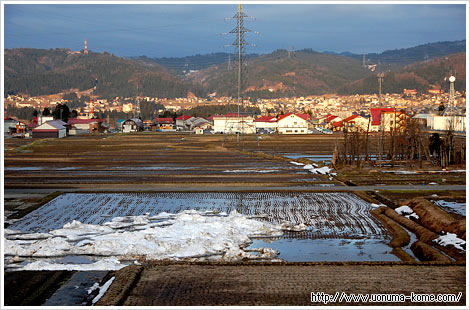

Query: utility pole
[377,72,385,165]
[377,72,384,107]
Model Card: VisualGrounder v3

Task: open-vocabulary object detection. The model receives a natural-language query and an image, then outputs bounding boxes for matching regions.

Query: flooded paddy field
[7,192,398,263]
[431,199,466,217]
[4,133,337,189]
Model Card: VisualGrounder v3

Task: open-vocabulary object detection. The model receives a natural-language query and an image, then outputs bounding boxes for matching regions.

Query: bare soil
[97,262,466,306]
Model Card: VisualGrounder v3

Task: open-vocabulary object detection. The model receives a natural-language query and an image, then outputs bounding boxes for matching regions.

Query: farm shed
[32,120,67,138]
[67,118,105,135]
[122,118,143,133]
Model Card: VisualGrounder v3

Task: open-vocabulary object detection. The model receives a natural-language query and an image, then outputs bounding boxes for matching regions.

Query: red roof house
[370,108,394,126]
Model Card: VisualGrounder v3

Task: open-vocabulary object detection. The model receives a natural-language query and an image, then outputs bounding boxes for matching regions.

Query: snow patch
[5,210,305,270]
[381,170,418,174]
[20,258,127,271]
[222,169,279,173]
[395,205,413,215]
[434,232,466,252]
[92,277,115,305]
[370,203,386,208]
[395,205,419,220]
[290,161,304,166]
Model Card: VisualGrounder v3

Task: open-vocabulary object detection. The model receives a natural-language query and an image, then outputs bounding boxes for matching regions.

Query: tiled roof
[277,113,311,122]
[155,118,174,124]
[176,115,191,121]
[254,116,277,122]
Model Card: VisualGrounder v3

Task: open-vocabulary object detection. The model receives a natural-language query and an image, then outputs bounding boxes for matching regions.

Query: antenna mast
[84,38,88,55]
[443,75,459,116]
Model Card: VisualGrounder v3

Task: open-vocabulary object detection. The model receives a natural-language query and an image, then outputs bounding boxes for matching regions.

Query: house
[428,89,441,95]
[277,113,309,134]
[330,115,370,132]
[4,117,18,136]
[189,117,212,131]
[193,121,212,134]
[176,115,194,131]
[213,113,256,134]
[380,110,409,132]
[370,108,395,131]
[254,115,278,133]
[116,119,125,131]
[32,120,67,138]
[122,118,143,133]
[67,118,105,135]
[403,89,417,96]
[15,121,28,135]
[155,117,175,131]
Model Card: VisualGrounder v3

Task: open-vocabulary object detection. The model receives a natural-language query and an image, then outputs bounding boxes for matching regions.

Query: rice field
[10,192,387,240]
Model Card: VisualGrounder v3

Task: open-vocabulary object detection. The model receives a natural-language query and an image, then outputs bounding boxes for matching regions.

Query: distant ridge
[4,40,466,98]
[330,40,466,67]
[142,40,465,74]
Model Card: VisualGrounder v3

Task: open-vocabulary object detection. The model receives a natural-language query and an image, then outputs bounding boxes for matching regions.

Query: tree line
[335,119,465,169]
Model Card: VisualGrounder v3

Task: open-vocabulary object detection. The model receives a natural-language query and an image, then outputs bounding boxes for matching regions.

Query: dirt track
[98,263,466,306]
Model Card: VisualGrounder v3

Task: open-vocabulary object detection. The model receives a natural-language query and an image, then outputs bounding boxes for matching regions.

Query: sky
[3,2,467,58]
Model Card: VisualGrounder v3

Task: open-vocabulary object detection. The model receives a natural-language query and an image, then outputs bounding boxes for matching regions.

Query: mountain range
[3,40,466,99]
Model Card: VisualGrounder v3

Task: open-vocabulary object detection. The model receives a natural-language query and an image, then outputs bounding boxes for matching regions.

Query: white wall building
[213,115,256,134]
[254,116,278,132]
[427,115,466,132]
[277,113,309,134]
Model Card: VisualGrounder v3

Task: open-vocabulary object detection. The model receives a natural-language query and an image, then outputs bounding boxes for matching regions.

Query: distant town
[3,85,467,139]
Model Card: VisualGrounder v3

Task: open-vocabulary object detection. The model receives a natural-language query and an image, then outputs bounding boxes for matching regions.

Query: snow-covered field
[5,210,299,271]
[8,192,385,239]
[5,192,393,270]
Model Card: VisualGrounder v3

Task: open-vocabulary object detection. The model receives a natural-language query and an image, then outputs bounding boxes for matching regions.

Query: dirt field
[5,133,465,190]
[97,262,466,306]
[4,133,338,189]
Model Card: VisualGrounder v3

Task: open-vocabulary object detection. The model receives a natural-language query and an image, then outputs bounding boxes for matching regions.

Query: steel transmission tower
[226,4,256,144]
[230,4,251,108]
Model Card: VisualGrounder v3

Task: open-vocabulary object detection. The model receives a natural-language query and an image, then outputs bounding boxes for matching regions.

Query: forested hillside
[4,48,204,98]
